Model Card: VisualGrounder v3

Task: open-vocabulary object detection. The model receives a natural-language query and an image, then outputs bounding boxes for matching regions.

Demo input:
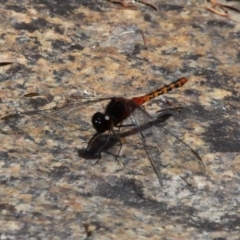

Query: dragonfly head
[92,112,112,133]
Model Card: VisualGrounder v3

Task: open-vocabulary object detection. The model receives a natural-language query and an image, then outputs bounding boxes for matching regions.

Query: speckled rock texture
[0,0,239,239]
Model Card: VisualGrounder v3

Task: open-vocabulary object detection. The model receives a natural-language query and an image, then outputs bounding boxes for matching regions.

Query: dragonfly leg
[86,129,123,164]
[116,123,136,132]
[86,132,101,152]
[110,128,123,164]
[156,106,182,114]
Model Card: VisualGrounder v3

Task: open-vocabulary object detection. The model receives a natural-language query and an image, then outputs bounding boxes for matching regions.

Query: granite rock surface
[0,0,239,239]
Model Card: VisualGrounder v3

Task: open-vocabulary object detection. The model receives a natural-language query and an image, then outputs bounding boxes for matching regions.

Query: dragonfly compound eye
[92,112,112,133]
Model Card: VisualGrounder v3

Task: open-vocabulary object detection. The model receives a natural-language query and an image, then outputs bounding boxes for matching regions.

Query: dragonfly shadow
[77,112,173,160]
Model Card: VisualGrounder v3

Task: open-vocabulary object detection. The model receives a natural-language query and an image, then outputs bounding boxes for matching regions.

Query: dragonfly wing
[130,107,165,187]
[130,106,206,187]
[1,95,111,132]
[1,104,89,133]
[157,126,205,175]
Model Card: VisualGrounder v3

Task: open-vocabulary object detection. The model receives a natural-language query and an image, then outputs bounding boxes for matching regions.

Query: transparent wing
[0,93,111,135]
[130,106,205,187]
[130,107,164,186]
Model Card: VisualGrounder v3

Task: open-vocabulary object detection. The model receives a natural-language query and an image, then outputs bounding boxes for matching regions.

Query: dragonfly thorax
[92,112,113,133]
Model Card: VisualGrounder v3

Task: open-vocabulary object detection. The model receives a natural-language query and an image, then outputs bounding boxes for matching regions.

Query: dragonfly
[1,77,205,187]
